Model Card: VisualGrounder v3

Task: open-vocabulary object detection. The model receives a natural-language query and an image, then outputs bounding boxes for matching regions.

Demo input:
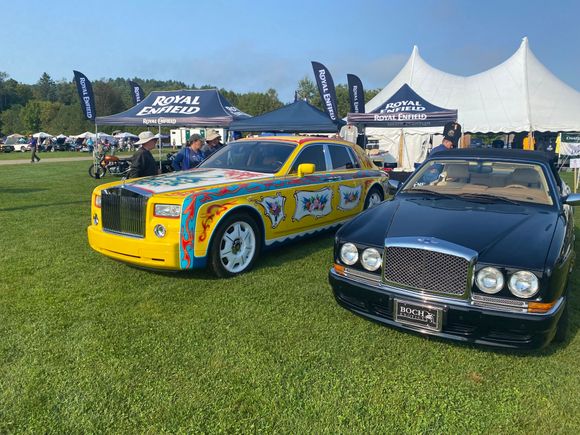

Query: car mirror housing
[297,163,315,177]
[388,179,401,192]
[564,193,580,206]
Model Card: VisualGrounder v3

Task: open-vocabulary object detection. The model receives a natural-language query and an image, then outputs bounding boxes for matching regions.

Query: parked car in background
[89,136,388,277]
[469,137,484,148]
[0,143,15,153]
[330,148,576,349]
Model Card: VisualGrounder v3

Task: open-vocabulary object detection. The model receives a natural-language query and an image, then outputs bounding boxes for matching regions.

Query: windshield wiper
[404,188,453,198]
[455,193,521,205]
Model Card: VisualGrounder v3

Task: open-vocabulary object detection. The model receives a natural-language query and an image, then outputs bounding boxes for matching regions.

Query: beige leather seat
[443,164,469,184]
[510,168,541,188]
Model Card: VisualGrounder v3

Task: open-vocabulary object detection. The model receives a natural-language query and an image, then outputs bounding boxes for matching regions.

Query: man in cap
[172,134,206,171]
[201,130,225,157]
[127,131,159,178]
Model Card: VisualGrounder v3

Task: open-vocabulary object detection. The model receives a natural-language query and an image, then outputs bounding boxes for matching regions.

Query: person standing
[431,122,461,155]
[127,131,159,178]
[172,134,206,171]
[30,135,40,163]
[201,130,225,157]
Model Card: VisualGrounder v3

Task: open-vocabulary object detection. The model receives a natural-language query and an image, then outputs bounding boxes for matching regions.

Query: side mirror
[564,193,580,206]
[388,179,401,193]
[297,163,315,177]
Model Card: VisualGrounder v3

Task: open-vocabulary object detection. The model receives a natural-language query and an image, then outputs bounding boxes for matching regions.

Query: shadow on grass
[0,200,87,212]
[125,230,336,282]
[0,187,48,195]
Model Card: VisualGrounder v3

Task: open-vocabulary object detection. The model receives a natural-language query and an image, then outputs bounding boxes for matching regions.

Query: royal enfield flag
[347,74,365,114]
[129,80,145,105]
[73,70,96,121]
[311,61,339,122]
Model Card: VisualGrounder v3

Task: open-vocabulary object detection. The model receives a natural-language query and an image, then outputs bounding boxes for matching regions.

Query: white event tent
[365,37,580,168]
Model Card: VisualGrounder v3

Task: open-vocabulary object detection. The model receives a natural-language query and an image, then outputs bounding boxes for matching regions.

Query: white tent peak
[366,37,580,133]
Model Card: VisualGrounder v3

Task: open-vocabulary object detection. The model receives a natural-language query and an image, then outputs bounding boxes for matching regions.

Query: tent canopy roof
[229,100,344,133]
[96,89,251,127]
[348,84,456,127]
[366,37,580,133]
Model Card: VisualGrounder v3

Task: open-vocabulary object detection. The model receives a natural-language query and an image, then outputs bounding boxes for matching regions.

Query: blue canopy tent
[229,100,344,133]
[96,89,251,127]
[96,89,251,169]
[347,84,457,127]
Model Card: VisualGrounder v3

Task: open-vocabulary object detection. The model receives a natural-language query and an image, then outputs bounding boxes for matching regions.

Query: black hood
[339,195,558,270]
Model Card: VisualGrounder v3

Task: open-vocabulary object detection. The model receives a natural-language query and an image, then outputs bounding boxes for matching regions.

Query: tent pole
[93,122,99,177]
[158,125,162,173]
[398,128,405,169]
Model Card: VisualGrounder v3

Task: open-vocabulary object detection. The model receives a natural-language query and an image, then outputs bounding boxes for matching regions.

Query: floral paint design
[338,185,362,211]
[293,188,333,221]
[253,193,286,229]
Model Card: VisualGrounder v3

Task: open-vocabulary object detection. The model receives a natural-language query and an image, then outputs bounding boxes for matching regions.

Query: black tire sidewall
[209,212,261,278]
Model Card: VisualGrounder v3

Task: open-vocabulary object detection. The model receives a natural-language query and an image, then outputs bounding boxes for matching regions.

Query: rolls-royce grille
[383,247,469,296]
[101,189,148,237]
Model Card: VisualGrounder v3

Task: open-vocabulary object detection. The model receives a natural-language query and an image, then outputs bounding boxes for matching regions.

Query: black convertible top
[427,148,555,165]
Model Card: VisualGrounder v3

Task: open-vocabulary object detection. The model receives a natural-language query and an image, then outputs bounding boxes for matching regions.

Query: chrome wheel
[219,221,257,274]
[365,191,383,209]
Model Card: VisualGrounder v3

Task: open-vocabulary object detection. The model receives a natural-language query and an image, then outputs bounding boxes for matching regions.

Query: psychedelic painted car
[88,136,388,277]
[330,149,577,349]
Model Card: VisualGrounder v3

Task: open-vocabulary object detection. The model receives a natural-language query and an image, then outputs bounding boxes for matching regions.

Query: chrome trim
[382,237,477,299]
[383,236,478,262]
[333,269,563,317]
[344,267,381,284]
[471,293,528,313]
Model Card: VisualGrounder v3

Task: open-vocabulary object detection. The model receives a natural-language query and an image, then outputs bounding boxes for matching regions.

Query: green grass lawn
[1,162,579,433]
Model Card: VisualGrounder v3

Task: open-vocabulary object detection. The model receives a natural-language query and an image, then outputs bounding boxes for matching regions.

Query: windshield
[403,159,553,206]
[199,141,296,174]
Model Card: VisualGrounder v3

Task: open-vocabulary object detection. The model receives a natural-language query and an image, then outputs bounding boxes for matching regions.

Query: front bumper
[329,269,565,349]
[87,225,181,270]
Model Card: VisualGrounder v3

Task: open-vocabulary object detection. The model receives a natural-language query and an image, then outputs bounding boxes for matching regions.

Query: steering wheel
[505,184,526,189]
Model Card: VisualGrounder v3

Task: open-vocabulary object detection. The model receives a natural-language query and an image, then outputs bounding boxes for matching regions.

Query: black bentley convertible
[329,149,577,349]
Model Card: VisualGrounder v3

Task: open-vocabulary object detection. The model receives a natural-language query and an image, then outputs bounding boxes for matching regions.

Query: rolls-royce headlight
[94,195,101,208]
[508,271,539,298]
[154,204,181,217]
[361,248,382,271]
[476,267,504,294]
[340,243,359,265]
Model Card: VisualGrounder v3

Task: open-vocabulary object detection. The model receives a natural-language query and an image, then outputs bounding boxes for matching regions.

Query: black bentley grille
[101,188,148,237]
[383,247,469,296]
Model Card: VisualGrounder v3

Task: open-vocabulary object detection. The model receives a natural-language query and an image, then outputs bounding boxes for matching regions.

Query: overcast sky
[3,0,579,102]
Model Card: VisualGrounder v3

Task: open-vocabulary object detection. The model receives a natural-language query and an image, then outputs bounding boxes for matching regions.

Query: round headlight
[475,267,504,294]
[361,248,382,271]
[508,271,539,298]
[340,243,359,265]
[153,224,167,238]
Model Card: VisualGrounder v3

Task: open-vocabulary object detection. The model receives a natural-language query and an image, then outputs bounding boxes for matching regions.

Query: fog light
[154,224,166,238]
[93,214,99,225]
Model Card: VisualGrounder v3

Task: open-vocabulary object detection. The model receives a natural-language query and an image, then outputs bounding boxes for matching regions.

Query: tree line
[0,72,379,136]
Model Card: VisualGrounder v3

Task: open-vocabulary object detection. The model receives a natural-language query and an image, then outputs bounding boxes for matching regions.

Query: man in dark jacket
[201,130,225,157]
[128,131,158,178]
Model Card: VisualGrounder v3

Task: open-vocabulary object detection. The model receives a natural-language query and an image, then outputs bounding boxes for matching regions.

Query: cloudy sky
[3,0,579,102]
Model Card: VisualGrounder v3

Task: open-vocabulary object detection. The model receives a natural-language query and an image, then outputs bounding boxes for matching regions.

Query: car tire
[209,212,261,278]
[364,186,384,209]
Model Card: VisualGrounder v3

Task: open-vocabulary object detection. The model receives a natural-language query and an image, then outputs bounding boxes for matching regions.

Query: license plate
[394,299,443,332]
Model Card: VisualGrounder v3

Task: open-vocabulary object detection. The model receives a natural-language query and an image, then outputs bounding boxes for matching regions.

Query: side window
[290,145,326,173]
[329,145,354,170]
[347,148,362,168]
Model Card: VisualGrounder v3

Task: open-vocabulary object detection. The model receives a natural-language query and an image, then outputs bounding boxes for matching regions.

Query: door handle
[324,176,341,182]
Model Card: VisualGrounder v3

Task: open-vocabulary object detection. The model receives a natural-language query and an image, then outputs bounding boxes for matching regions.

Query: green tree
[0,105,25,133]
[34,72,57,102]
[21,101,43,133]
[296,76,320,108]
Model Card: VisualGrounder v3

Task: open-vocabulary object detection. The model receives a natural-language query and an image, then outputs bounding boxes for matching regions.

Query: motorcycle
[88,151,131,179]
